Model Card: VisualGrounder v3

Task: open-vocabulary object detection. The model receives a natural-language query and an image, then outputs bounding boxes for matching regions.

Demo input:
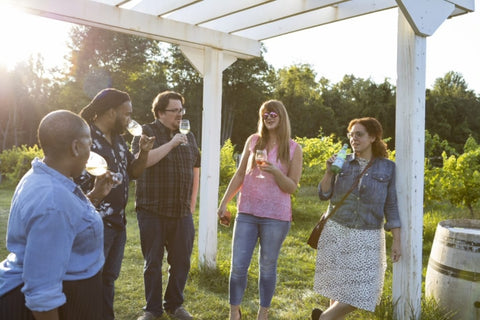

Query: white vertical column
[180,46,236,268]
[393,10,426,320]
[197,47,223,268]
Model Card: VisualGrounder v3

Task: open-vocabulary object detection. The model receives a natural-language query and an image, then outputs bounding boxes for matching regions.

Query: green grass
[0,184,474,319]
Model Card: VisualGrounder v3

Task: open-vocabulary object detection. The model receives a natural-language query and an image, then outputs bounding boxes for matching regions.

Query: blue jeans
[229,213,290,307]
[137,211,195,316]
[102,224,126,320]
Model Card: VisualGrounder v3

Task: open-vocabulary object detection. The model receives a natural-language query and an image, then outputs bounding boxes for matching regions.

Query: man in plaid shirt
[133,91,200,320]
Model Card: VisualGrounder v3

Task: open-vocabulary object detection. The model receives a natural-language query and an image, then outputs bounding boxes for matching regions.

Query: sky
[263,2,480,93]
[0,2,479,94]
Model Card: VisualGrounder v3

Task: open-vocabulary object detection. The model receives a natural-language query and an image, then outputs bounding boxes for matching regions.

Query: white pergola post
[393,11,426,319]
[393,1,457,319]
[180,46,237,268]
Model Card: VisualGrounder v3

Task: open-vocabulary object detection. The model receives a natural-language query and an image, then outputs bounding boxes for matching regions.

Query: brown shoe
[167,306,193,320]
[137,311,161,320]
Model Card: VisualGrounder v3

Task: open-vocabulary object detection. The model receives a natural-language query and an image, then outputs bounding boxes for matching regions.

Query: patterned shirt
[76,124,134,229]
[133,119,201,218]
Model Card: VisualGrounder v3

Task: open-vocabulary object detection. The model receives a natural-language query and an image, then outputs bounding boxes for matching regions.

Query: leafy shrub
[296,134,342,186]
[464,135,479,153]
[0,145,43,186]
[219,139,237,186]
[424,158,446,207]
[425,130,457,167]
[440,148,480,216]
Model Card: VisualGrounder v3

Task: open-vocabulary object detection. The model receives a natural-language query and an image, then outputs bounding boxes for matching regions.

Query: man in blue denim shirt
[0,110,110,320]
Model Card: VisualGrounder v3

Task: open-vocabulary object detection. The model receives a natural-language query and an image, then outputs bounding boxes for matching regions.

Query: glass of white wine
[179,119,190,145]
[127,119,142,136]
[85,151,122,185]
[85,151,108,176]
[255,149,268,178]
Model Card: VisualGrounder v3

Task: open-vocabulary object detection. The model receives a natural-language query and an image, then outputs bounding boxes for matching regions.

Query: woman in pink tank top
[217,100,303,320]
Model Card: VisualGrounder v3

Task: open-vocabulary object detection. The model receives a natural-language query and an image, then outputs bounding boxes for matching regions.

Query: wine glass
[127,119,142,136]
[179,119,190,145]
[85,151,108,176]
[255,149,268,178]
[85,151,122,185]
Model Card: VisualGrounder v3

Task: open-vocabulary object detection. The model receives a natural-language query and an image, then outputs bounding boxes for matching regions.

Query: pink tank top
[237,134,298,221]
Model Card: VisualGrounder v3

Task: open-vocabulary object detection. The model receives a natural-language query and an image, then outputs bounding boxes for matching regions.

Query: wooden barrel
[425,219,480,320]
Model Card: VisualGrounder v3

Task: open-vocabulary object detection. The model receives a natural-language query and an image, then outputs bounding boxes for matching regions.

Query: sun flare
[0,4,71,70]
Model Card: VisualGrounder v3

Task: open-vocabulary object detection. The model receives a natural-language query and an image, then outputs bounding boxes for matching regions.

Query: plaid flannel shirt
[132,119,200,217]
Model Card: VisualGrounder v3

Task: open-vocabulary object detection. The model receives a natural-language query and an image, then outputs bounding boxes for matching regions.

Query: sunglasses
[262,111,278,120]
[347,131,367,139]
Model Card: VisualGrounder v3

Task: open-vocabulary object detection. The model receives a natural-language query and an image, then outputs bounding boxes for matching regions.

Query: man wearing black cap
[77,88,154,320]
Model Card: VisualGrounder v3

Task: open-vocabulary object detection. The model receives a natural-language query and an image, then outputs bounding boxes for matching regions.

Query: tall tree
[53,25,169,123]
[274,64,334,138]
[426,71,480,152]
[222,48,273,148]
[0,55,51,151]
[321,75,395,146]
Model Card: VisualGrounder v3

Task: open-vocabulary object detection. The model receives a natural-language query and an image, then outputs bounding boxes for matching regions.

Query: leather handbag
[308,158,374,249]
[307,214,329,249]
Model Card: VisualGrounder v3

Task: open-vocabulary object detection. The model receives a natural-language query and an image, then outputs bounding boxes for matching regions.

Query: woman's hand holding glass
[255,149,268,178]
[257,160,279,176]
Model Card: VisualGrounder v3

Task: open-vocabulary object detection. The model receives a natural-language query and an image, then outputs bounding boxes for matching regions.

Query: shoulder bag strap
[320,157,375,222]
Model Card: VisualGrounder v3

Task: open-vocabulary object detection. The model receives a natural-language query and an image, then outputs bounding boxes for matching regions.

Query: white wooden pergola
[7,0,475,318]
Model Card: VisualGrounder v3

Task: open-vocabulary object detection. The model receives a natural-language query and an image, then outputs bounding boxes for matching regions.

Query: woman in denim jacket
[311,117,401,320]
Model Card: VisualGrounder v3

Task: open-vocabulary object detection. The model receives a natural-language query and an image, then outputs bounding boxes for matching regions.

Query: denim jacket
[318,154,401,231]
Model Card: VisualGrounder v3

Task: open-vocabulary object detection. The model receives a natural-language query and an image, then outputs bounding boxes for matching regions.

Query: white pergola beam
[396,0,456,36]
[180,45,237,76]
[200,0,347,33]
[446,0,475,10]
[235,0,397,40]
[125,0,202,16]
[8,0,261,59]
[92,0,125,6]
[165,0,274,25]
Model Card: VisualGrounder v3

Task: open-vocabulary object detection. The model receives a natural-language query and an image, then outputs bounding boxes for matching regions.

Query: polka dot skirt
[313,219,387,312]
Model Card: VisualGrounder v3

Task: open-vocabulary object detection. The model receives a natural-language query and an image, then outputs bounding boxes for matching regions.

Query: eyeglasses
[347,131,367,139]
[165,108,186,115]
[262,111,278,120]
